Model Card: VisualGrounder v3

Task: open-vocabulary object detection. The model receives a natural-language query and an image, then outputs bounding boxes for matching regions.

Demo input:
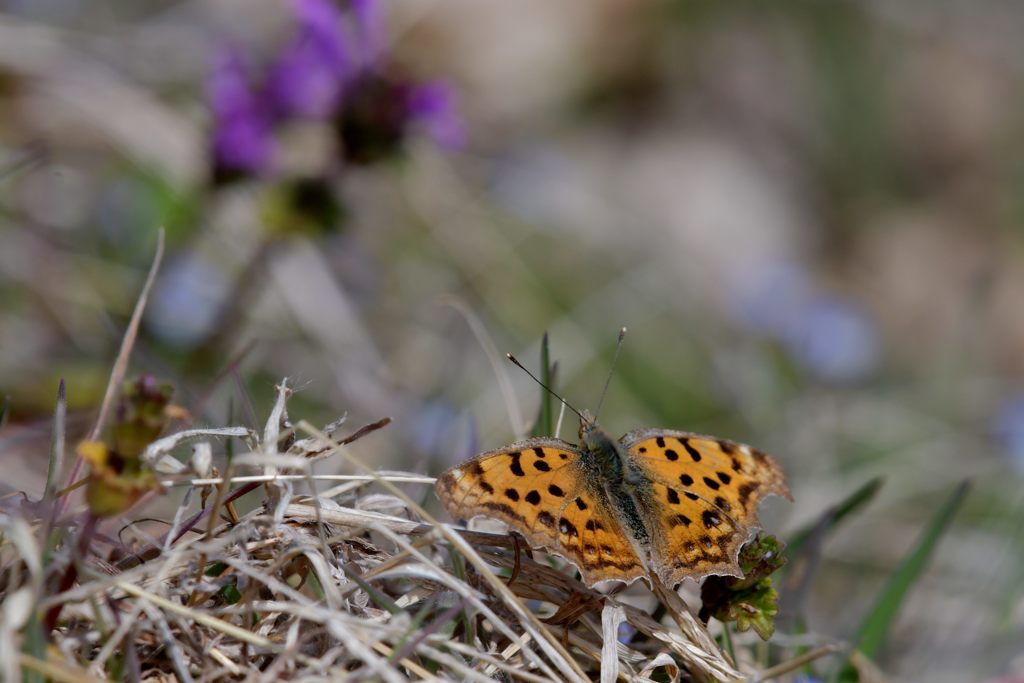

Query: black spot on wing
[525,490,541,505]
[703,476,721,491]
[671,514,692,527]
[680,438,702,462]
[702,510,721,529]
[510,452,525,477]
[480,501,524,522]
[738,482,759,506]
[558,518,578,537]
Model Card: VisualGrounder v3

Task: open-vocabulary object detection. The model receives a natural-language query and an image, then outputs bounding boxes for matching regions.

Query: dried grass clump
[1,376,841,682]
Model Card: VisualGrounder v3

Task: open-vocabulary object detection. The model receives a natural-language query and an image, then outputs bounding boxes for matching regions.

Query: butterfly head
[577,409,630,485]
[577,409,598,439]
[578,409,615,451]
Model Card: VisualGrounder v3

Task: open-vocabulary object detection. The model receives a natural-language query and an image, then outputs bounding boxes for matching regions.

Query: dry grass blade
[649,573,741,680]
[756,644,844,681]
[600,603,626,683]
[56,229,165,518]
[442,297,526,439]
[18,653,106,683]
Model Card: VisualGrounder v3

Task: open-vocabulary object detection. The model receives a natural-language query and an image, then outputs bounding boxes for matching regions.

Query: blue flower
[783,296,879,383]
[728,261,878,382]
[993,394,1024,473]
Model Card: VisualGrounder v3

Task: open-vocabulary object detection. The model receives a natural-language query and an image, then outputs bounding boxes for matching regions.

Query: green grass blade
[532,332,553,437]
[44,380,67,502]
[844,480,969,676]
[787,477,884,559]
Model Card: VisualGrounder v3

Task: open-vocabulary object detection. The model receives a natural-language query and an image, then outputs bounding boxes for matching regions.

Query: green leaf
[700,535,787,640]
[216,582,242,604]
[532,332,554,438]
[204,562,228,577]
[841,480,969,679]
[44,380,67,504]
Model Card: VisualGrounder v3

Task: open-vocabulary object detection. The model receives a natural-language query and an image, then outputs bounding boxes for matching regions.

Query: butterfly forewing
[435,439,578,550]
[622,429,790,517]
[434,437,646,585]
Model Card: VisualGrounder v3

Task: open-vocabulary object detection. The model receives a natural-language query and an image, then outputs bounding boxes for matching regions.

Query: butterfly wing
[556,485,647,585]
[435,438,646,586]
[621,429,790,585]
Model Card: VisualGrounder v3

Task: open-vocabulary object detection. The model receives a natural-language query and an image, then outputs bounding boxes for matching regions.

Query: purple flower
[208,47,275,174]
[207,0,462,179]
[267,0,352,118]
[349,0,385,67]
[407,81,465,149]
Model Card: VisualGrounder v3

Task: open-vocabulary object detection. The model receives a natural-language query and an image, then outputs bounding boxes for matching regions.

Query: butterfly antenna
[594,327,627,422]
[506,353,585,421]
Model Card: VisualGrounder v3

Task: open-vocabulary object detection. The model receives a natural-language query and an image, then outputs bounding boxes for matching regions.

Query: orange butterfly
[436,369,790,587]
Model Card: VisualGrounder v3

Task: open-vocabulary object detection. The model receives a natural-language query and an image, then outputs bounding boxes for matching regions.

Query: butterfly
[435,409,790,588]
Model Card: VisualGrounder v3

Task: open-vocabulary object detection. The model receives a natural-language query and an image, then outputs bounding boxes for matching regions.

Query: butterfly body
[576,414,651,547]
[436,412,790,587]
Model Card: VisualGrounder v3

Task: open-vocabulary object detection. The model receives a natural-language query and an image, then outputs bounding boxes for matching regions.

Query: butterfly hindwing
[640,479,748,584]
[555,487,646,585]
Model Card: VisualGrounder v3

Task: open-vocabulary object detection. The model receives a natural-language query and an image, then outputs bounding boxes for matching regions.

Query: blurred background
[1,0,1023,680]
